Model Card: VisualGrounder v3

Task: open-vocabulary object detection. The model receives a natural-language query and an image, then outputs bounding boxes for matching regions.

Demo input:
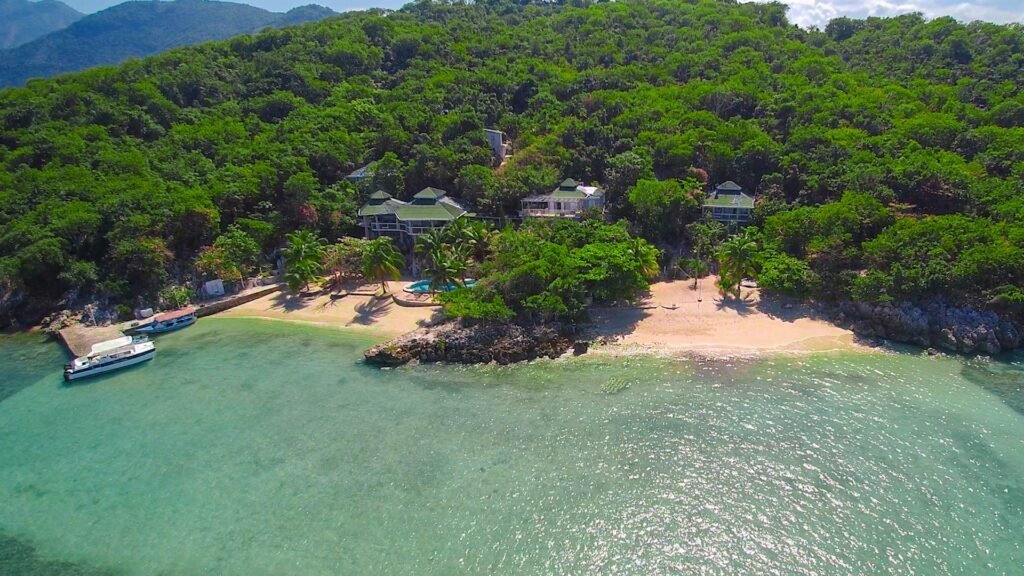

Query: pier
[56,284,282,357]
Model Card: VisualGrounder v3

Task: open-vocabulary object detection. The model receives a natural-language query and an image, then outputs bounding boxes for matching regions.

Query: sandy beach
[219,277,863,357]
[218,281,442,337]
[585,278,863,356]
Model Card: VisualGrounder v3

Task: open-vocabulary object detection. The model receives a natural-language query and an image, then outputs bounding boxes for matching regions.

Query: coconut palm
[464,220,496,262]
[282,230,326,292]
[628,238,661,280]
[424,247,467,292]
[680,258,709,289]
[442,217,474,245]
[361,237,406,293]
[415,228,447,262]
[716,231,758,297]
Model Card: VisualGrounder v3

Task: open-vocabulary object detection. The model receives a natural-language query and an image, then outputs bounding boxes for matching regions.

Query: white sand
[218,281,441,337]
[585,277,865,357]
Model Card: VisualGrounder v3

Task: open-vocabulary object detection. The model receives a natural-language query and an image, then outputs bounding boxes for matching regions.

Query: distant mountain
[0,0,335,87]
[0,0,83,49]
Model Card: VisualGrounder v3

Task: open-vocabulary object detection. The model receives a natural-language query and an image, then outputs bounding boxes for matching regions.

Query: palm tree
[361,237,405,293]
[464,220,496,262]
[415,228,447,263]
[680,258,708,289]
[716,231,757,297]
[442,217,474,245]
[629,238,661,280]
[425,245,471,291]
[282,230,326,293]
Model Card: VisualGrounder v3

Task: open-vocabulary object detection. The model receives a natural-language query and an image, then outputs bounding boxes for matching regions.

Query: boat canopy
[89,336,134,356]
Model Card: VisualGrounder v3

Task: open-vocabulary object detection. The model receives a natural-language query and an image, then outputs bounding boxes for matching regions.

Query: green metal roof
[358,190,403,217]
[412,187,447,201]
[715,181,743,192]
[704,192,754,208]
[549,188,588,199]
[358,199,403,217]
[558,178,578,189]
[395,202,465,222]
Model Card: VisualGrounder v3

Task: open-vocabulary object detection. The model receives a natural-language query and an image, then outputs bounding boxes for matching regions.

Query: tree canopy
[0,0,1022,320]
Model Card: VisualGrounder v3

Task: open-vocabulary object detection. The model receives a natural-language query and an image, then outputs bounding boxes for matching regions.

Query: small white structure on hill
[520,179,605,219]
[484,128,512,166]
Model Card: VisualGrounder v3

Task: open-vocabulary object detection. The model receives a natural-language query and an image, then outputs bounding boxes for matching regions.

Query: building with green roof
[703,181,754,224]
[520,178,605,219]
[357,188,468,246]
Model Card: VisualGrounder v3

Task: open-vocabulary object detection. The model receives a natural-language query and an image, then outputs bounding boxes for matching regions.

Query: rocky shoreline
[364,320,576,367]
[833,300,1021,355]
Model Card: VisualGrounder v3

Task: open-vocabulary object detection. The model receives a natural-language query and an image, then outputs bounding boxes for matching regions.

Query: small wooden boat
[131,308,197,335]
[64,336,155,382]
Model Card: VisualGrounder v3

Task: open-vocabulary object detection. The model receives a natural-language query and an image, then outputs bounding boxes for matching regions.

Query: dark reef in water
[0,531,115,576]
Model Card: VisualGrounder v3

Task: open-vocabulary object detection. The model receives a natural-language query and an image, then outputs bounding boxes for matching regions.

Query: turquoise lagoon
[1,318,1022,574]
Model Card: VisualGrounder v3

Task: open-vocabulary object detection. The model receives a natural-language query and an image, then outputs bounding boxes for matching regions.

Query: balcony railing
[366,220,447,236]
[521,208,576,217]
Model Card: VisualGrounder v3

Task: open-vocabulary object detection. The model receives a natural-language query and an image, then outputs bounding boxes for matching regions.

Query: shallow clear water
[1,318,1023,575]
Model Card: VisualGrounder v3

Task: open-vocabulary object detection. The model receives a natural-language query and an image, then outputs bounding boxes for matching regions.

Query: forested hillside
[1,0,1023,323]
[0,0,336,87]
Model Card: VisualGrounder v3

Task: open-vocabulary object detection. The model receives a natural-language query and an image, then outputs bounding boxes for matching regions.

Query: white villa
[520,179,605,219]
[357,187,468,247]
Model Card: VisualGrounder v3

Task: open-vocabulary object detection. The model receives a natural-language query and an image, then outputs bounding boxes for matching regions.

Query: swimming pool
[404,279,476,293]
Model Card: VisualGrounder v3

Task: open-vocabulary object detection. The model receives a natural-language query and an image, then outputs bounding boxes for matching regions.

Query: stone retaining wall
[196,285,281,318]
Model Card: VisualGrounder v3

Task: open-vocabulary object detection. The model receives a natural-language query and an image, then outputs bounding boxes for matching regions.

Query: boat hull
[133,315,196,335]
[64,349,156,382]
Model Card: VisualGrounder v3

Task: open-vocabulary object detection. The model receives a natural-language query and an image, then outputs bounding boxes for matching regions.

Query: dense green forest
[1,0,1023,324]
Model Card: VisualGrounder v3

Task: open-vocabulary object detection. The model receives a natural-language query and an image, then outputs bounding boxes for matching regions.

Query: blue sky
[60,0,1024,28]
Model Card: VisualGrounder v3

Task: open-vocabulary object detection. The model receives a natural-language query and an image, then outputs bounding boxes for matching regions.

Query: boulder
[838,298,1021,356]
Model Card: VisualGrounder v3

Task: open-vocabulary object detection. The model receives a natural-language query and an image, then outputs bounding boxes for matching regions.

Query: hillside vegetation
[0,0,1023,322]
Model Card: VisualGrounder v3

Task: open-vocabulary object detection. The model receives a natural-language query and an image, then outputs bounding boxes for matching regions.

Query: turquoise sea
[1,318,1022,575]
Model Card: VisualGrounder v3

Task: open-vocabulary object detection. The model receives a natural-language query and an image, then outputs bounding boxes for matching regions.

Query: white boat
[131,308,197,335]
[64,336,155,382]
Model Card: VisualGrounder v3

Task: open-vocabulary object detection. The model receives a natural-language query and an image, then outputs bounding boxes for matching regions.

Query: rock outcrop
[365,320,574,367]
[835,300,1021,355]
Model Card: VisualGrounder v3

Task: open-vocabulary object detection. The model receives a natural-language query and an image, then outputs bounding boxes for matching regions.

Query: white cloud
[755,0,1024,28]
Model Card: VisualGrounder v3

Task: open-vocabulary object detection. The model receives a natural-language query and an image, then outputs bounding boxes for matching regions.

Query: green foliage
[716,230,759,298]
[627,178,701,243]
[438,289,514,322]
[158,285,192,309]
[1,0,1024,321]
[282,229,325,292]
[323,237,367,290]
[443,220,659,322]
[758,254,817,297]
[360,237,405,293]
